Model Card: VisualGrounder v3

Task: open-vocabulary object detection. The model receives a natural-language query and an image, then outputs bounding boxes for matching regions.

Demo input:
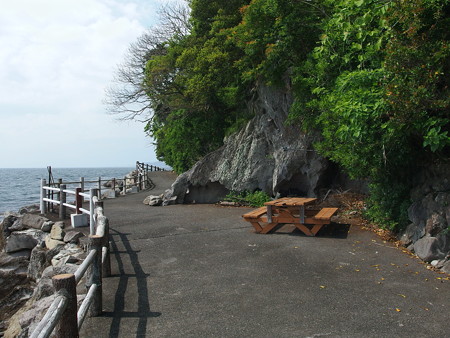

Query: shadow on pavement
[271,222,351,239]
[102,229,161,337]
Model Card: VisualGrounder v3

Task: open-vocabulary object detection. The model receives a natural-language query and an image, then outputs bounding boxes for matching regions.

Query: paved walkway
[81,172,449,337]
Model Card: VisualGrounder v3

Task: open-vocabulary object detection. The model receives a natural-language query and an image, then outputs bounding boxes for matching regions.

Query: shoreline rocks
[0,207,86,336]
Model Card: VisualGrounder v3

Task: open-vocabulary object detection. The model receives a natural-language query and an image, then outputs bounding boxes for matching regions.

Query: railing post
[59,184,66,220]
[123,176,127,195]
[112,178,116,196]
[98,177,102,199]
[75,188,82,214]
[80,177,85,203]
[138,174,142,191]
[40,178,47,215]
[89,189,96,235]
[52,274,78,338]
[86,236,103,317]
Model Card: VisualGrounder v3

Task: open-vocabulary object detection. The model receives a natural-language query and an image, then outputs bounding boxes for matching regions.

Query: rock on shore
[0,208,86,336]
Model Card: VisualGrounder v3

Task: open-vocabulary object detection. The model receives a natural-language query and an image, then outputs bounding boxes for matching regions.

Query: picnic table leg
[260,222,279,234]
[267,205,273,223]
[295,223,315,237]
[250,221,263,233]
[311,224,324,236]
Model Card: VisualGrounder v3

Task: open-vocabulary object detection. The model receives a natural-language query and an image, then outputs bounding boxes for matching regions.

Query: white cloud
[0,0,165,167]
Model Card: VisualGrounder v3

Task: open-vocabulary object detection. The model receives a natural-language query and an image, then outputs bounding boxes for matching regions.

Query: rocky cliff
[163,82,362,205]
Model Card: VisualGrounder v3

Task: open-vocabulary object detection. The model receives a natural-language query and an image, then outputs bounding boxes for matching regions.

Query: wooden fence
[30,162,165,337]
[30,199,110,338]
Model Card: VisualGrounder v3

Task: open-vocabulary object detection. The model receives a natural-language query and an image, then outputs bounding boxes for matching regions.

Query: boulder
[144,195,163,206]
[45,236,65,250]
[5,229,46,253]
[27,246,48,281]
[162,82,342,205]
[33,264,79,301]
[50,223,65,241]
[442,260,450,274]
[63,231,85,244]
[21,214,49,230]
[413,236,445,262]
[41,221,54,232]
[1,214,17,239]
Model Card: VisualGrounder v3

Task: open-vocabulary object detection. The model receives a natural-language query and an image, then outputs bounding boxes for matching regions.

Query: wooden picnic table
[242,197,338,237]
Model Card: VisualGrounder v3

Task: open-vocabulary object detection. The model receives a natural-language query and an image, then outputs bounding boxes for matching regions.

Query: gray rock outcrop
[399,163,450,263]
[163,82,336,205]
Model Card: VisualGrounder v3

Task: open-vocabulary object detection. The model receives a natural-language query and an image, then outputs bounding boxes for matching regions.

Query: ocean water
[0,167,136,220]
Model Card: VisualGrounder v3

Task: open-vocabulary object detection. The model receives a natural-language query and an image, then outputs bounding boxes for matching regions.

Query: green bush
[224,190,271,207]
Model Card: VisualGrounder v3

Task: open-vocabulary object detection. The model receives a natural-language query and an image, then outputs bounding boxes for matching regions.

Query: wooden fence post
[86,236,103,317]
[75,188,82,214]
[59,184,66,220]
[40,179,47,215]
[80,177,85,203]
[123,176,127,194]
[52,274,79,338]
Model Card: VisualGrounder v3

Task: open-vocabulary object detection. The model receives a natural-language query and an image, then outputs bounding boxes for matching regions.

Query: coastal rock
[33,264,80,301]
[45,236,65,250]
[41,221,54,232]
[1,214,17,241]
[163,82,338,205]
[63,231,85,244]
[49,223,65,241]
[21,214,49,230]
[27,246,48,281]
[5,229,46,253]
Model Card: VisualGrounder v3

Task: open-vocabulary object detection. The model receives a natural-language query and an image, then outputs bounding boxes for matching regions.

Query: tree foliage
[111,0,450,231]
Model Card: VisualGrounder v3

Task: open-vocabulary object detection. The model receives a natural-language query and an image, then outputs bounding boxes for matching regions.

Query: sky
[0,0,180,168]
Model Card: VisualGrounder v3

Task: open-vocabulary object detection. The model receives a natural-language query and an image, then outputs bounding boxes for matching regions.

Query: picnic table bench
[242,197,338,237]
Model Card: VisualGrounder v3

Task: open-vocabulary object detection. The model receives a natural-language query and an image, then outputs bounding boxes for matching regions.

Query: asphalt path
[81,171,449,337]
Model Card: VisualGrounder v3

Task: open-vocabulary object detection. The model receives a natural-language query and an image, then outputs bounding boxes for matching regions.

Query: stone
[442,260,450,274]
[50,223,65,241]
[44,236,65,250]
[413,236,445,262]
[5,229,46,253]
[9,218,25,231]
[27,246,48,281]
[45,244,65,263]
[33,264,79,301]
[7,249,32,259]
[425,213,447,237]
[21,214,49,230]
[40,220,54,232]
[144,194,163,206]
[63,230,85,244]
[19,295,56,334]
[1,214,17,239]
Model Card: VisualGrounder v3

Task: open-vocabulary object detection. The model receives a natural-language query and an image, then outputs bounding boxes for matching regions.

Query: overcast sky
[0,0,179,168]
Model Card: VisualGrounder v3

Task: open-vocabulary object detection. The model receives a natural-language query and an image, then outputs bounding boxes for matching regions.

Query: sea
[0,167,141,221]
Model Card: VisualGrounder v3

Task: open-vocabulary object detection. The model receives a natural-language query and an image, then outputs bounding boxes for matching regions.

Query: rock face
[163,82,345,205]
[400,163,450,263]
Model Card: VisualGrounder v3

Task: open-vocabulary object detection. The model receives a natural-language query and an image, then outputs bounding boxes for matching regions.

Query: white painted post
[40,179,47,214]
[89,188,95,235]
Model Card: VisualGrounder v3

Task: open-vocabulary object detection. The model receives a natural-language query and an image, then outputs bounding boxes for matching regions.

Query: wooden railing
[30,200,110,338]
